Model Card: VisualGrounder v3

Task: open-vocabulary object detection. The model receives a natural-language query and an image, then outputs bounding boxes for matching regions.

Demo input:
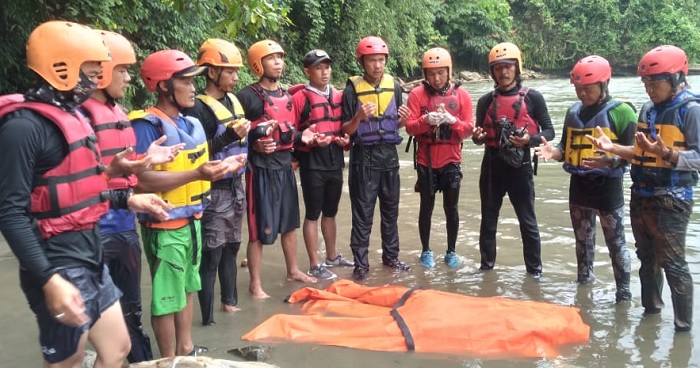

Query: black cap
[303,49,332,68]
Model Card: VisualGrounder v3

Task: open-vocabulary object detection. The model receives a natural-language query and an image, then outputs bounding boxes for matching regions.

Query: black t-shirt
[341,77,404,170]
[0,108,103,284]
[237,84,294,170]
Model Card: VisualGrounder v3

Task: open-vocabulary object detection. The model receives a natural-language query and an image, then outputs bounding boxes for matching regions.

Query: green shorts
[141,219,202,316]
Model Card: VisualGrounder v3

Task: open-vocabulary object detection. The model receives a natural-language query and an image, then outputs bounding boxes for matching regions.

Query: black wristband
[664,149,674,161]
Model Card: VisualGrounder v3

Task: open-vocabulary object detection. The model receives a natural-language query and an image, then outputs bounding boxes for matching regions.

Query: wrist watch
[610,156,620,168]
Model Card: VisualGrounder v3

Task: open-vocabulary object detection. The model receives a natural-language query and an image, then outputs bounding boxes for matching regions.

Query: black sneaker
[383,258,410,271]
[353,267,368,281]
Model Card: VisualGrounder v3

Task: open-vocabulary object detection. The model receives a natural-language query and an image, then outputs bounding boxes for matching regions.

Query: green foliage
[434,0,512,71]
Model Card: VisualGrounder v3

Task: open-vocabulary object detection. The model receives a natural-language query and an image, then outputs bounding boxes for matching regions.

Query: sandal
[188,345,209,356]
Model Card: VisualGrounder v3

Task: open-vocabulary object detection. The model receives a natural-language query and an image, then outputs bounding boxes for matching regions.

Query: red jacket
[406,83,473,168]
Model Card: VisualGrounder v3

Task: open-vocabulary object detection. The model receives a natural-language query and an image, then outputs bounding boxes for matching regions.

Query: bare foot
[221,304,242,313]
[287,270,318,283]
[249,287,270,299]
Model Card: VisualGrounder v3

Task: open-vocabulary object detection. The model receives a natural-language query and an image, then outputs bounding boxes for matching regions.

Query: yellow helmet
[247,40,285,77]
[488,42,522,75]
[197,38,244,68]
[95,30,136,89]
[26,21,111,91]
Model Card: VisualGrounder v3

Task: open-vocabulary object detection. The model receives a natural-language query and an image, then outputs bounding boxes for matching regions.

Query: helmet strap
[158,80,183,111]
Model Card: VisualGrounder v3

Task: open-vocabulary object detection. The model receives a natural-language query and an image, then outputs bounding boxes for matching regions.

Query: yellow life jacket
[349,74,401,145]
[129,107,210,224]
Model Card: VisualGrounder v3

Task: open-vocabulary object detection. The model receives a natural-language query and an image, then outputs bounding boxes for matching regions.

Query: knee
[96,339,130,366]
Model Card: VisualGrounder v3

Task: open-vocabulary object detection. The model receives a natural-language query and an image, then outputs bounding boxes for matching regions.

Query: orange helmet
[140,50,206,92]
[356,36,389,60]
[422,47,452,77]
[570,55,611,86]
[96,30,136,89]
[488,42,522,75]
[637,45,688,77]
[26,21,111,91]
[247,40,284,77]
[197,38,244,68]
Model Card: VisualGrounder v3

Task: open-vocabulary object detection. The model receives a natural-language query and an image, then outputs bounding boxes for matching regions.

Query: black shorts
[20,265,121,364]
[299,168,343,220]
[246,166,300,245]
[416,162,463,194]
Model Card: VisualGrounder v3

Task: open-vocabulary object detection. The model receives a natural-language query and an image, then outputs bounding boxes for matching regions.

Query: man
[79,30,165,363]
[0,21,172,368]
[534,55,634,302]
[292,49,353,280]
[130,49,246,356]
[183,38,249,326]
[237,40,317,299]
[472,42,555,278]
[405,47,473,268]
[342,36,411,281]
[588,45,698,331]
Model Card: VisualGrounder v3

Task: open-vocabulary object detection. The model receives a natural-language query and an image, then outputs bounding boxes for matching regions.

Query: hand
[228,118,251,138]
[581,153,612,170]
[356,102,377,121]
[472,126,486,142]
[43,274,90,327]
[147,135,185,165]
[257,120,279,136]
[635,131,667,156]
[253,137,277,154]
[222,153,247,173]
[196,160,232,182]
[509,131,530,148]
[534,136,555,162]
[106,147,153,177]
[397,105,410,123]
[585,126,614,152]
[425,112,443,126]
[127,193,173,221]
[335,133,350,147]
[315,134,333,147]
[440,110,457,125]
[301,128,318,146]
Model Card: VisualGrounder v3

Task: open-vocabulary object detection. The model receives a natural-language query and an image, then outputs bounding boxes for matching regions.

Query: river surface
[1,76,699,367]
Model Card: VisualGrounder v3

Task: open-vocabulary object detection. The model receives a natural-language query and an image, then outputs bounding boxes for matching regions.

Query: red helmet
[570,55,611,86]
[637,45,688,77]
[140,50,206,92]
[356,36,389,60]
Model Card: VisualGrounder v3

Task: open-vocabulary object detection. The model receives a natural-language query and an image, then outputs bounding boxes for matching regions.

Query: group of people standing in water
[0,18,696,368]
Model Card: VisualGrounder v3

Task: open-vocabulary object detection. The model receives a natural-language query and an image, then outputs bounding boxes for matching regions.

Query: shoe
[383,258,410,271]
[444,251,459,268]
[307,264,337,280]
[420,250,436,268]
[528,271,542,280]
[188,345,208,356]
[353,267,368,281]
[324,253,355,267]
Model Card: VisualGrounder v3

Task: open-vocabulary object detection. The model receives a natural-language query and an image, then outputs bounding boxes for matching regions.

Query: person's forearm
[0,213,55,285]
[136,169,202,193]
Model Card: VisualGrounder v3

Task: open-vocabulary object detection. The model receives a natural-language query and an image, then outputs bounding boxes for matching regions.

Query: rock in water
[227,345,274,361]
[128,356,280,368]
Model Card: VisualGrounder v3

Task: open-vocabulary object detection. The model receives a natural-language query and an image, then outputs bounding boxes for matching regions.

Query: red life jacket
[294,86,343,152]
[416,83,464,145]
[482,87,538,148]
[0,94,109,239]
[81,98,138,190]
[250,83,295,151]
